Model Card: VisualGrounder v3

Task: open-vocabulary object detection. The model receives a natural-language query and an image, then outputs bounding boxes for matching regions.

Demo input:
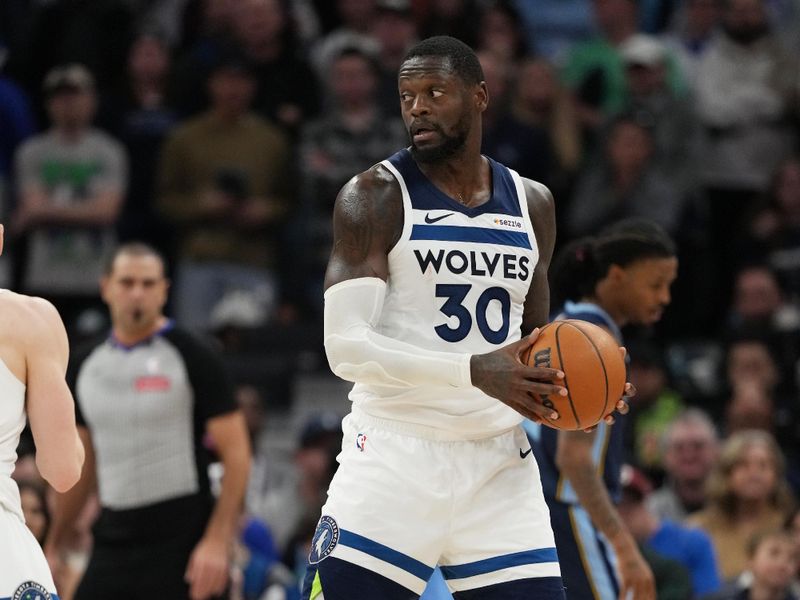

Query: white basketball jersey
[0,356,25,521]
[350,149,540,438]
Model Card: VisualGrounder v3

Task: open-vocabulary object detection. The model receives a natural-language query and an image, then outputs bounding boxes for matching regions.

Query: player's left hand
[583,347,635,432]
[185,535,230,600]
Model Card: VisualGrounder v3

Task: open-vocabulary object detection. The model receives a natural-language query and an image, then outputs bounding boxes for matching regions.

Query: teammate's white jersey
[0,356,25,521]
[0,353,58,598]
[350,148,540,438]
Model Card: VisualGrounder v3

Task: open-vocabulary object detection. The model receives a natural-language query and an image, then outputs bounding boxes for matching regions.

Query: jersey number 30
[435,284,511,344]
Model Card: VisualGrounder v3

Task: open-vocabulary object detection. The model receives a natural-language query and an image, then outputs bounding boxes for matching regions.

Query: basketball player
[305,36,625,600]
[527,219,677,600]
[45,243,251,600]
[0,223,85,599]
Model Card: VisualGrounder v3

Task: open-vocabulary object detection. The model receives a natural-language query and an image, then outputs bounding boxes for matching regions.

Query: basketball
[522,320,626,431]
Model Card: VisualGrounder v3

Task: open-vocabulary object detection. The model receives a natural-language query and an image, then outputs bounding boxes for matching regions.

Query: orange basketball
[522,320,626,431]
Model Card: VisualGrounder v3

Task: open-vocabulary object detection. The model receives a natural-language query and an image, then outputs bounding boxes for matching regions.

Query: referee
[45,242,252,600]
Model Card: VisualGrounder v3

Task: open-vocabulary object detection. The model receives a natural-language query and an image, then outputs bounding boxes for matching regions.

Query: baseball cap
[43,64,95,96]
[620,34,666,68]
[620,464,654,501]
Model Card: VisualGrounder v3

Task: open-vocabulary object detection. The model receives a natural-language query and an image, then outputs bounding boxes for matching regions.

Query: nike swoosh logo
[424,212,453,224]
[520,448,533,459]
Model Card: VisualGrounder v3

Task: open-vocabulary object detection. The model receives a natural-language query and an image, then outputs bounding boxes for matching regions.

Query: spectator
[318,0,379,38]
[662,0,723,89]
[619,465,721,597]
[619,33,703,192]
[512,0,595,62]
[694,0,800,325]
[176,0,238,56]
[624,340,685,475]
[167,0,239,116]
[566,113,686,239]
[45,242,251,599]
[232,516,300,600]
[239,384,296,537]
[420,0,480,48]
[157,49,292,331]
[10,0,136,106]
[371,0,419,112]
[562,0,684,133]
[0,49,37,180]
[688,430,795,581]
[647,408,720,521]
[229,0,321,132]
[17,480,50,546]
[730,265,794,328]
[719,334,792,431]
[475,0,529,64]
[696,0,800,174]
[702,528,799,600]
[310,0,380,77]
[478,51,553,184]
[173,0,321,133]
[718,333,800,486]
[508,56,583,212]
[728,266,800,392]
[292,44,406,315]
[99,31,179,254]
[248,411,341,556]
[11,64,127,336]
[749,157,800,301]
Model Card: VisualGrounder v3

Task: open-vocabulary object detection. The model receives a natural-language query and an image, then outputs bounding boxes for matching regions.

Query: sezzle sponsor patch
[493,217,524,229]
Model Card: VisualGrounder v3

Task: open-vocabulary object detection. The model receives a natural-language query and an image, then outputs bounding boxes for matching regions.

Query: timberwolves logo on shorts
[309,515,340,565]
[13,581,52,600]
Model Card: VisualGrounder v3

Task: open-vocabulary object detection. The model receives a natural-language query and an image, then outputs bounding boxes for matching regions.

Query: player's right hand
[470,328,567,423]
[616,543,656,600]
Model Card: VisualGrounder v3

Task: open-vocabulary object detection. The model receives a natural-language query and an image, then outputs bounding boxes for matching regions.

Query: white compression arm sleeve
[323,277,473,388]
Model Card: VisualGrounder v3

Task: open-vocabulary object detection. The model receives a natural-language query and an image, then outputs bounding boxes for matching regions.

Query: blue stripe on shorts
[440,547,559,580]
[340,529,434,581]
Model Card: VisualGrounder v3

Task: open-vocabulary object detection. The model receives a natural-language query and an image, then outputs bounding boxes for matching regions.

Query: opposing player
[0,223,85,599]
[528,219,677,600]
[306,36,624,600]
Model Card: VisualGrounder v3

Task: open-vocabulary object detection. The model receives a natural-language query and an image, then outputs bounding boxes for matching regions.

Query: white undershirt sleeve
[323,277,473,388]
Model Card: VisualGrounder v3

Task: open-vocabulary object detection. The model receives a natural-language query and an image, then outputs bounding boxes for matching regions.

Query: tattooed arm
[324,164,402,289]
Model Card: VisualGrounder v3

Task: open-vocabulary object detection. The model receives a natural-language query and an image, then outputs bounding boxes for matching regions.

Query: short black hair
[104,242,168,277]
[402,36,484,85]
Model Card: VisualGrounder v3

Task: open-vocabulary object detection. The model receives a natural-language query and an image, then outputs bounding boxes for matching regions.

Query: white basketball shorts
[0,505,59,600]
[309,408,561,595]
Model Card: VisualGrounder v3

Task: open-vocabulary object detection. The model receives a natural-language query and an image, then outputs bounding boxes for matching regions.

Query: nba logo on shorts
[356,432,367,452]
[13,581,52,600]
[309,515,340,565]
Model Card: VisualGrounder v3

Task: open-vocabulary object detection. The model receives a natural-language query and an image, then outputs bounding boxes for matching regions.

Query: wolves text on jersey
[414,249,531,281]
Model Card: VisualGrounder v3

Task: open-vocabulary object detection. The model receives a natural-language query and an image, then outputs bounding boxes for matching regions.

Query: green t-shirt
[562,38,687,116]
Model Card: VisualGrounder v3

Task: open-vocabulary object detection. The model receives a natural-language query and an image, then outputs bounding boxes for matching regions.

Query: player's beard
[409,113,471,164]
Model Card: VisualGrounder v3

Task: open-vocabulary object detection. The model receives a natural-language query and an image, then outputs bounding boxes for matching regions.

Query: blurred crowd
[2,0,800,598]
